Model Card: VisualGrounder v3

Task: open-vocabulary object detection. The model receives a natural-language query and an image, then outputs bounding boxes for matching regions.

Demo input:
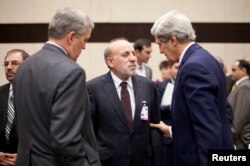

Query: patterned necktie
[5,93,14,143]
[120,82,133,129]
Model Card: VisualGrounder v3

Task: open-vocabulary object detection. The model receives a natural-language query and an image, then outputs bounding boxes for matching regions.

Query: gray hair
[151,10,196,43]
[48,7,94,39]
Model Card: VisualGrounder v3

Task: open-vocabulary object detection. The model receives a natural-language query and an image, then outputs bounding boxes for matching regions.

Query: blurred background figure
[155,61,179,166]
[0,49,29,166]
[156,60,171,83]
[134,38,153,80]
[228,59,250,149]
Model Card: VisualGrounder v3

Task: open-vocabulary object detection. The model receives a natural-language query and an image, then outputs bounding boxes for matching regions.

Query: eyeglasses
[3,61,20,68]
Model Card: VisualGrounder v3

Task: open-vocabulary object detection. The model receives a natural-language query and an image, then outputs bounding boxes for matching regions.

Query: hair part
[151,10,196,43]
[48,7,94,39]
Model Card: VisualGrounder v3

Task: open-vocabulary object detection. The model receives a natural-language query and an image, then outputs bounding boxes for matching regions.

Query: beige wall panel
[0,0,35,23]
[110,0,162,22]
[224,0,245,22]
[245,0,250,22]
[182,0,225,22]
[90,0,111,22]
[161,0,184,13]
[1,0,250,23]
[34,0,92,23]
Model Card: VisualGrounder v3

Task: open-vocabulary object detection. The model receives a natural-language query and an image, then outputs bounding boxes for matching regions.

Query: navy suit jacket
[87,72,162,166]
[171,43,233,166]
[0,83,18,153]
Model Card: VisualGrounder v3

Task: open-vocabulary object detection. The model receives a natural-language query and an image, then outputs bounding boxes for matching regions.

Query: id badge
[140,101,148,121]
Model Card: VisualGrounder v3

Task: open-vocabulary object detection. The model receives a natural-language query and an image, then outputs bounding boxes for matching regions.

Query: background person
[87,38,162,166]
[14,8,100,166]
[150,10,233,166]
[0,49,29,166]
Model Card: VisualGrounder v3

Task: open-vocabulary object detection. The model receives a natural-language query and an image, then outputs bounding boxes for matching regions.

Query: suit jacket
[155,79,173,144]
[145,64,153,80]
[171,43,233,166]
[0,83,18,153]
[87,72,162,166]
[228,78,250,149]
[14,43,100,166]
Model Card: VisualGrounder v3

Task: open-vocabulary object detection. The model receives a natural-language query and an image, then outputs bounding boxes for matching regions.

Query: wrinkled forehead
[111,40,134,54]
[5,52,23,62]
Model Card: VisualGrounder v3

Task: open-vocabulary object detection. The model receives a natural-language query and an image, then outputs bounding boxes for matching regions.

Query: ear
[66,31,76,45]
[241,68,247,75]
[106,56,114,68]
[170,35,177,47]
[135,49,140,55]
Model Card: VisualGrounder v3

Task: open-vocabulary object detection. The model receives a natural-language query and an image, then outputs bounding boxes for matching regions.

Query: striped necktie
[5,93,14,143]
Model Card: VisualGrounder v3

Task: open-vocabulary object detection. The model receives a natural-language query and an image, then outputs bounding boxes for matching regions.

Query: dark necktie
[5,93,14,143]
[120,82,133,129]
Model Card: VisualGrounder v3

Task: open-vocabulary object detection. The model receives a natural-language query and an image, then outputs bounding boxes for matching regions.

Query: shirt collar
[235,76,249,86]
[179,42,195,64]
[46,41,68,55]
[9,83,13,91]
[111,71,133,89]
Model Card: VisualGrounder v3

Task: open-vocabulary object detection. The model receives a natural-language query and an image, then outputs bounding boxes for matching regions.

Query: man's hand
[150,121,171,137]
[0,152,17,166]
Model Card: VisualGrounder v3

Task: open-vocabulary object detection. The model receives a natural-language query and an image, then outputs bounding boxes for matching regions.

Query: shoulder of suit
[87,73,108,85]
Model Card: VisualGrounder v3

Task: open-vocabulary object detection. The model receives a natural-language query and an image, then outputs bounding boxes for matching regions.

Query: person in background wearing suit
[228,59,250,149]
[155,61,179,166]
[14,8,100,166]
[158,60,171,82]
[134,38,153,80]
[87,38,162,166]
[149,10,233,166]
[0,49,29,166]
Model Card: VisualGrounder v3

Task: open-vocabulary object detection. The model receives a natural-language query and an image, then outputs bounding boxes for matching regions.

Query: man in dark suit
[0,49,29,166]
[228,60,250,149]
[150,10,233,166]
[14,8,100,166]
[155,61,179,166]
[87,38,162,166]
[134,38,153,80]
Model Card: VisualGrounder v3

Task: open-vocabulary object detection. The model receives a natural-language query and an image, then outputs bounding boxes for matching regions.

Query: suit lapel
[102,72,130,130]
[0,84,10,128]
[132,76,143,131]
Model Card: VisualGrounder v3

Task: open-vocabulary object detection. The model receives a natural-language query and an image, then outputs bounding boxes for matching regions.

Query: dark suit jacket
[0,83,18,153]
[87,73,162,166]
[14,43,100,166]
[228,78,250,149]
[144,65,153,80]
[171,43,233,166]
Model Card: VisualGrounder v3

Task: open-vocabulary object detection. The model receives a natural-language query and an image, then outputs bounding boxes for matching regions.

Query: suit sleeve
[182,63,223,165]
[50,68,90,166]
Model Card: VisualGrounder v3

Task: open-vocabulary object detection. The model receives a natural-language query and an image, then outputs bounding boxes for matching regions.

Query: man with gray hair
[150,10,233,166]
[14,8,100,166]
